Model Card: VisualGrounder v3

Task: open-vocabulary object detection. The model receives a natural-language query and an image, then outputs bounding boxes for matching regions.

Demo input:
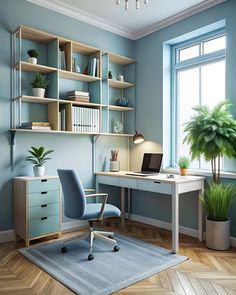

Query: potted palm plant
[184,101,236,250]
[201,183,236,250]
[178,156,190,176]
[31,73,48,98]
[26,146,54,177]
[27,49,39,64]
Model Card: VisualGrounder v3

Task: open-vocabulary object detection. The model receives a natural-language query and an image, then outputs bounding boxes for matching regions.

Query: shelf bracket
[10,130,16,171]
[10,130,16,146]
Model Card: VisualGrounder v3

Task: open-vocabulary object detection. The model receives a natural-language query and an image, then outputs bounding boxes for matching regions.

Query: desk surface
[96,171,204,184]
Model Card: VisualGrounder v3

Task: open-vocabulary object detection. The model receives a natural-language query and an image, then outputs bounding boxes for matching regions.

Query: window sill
[162,168,236,180]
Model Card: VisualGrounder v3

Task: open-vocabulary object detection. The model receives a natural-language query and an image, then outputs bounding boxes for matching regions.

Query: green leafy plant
[184,101,236,183]
[31,73,48,89]
[26,146,54,167]
[178,156,190,169]
[27,49,39,58]
[202,183,236,221]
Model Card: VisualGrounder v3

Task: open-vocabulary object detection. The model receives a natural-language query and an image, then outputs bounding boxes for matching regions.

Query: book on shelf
[20,125,51,130]
[67,95,90,103]
[88,58,97,77]
[60,109,66,131]
[21,122,50,127]
[59,49,66,70]
[72,106,99,133]
[66,90,89,96]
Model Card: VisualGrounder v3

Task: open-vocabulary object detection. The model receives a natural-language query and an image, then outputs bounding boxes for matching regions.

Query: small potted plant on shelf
[31,73,48,98]
[27,49,39,64]
[26,146,54,177]
[178,156,190,176]
[110,149,119,172]
[184,100,236,250]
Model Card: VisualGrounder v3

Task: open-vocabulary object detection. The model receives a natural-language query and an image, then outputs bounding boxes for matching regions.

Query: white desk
[96,171,205,253]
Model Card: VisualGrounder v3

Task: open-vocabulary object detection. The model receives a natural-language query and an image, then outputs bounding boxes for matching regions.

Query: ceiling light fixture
[116,0,148,10]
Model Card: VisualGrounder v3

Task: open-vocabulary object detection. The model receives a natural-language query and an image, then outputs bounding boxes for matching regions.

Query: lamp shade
[133,131,144,144]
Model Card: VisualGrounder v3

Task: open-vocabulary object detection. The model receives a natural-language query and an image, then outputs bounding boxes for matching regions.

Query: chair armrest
[84,189,95,193]
[85,193,108,220]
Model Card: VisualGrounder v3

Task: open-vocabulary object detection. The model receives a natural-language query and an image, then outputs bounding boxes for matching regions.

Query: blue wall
[0,0,133,231]
[132,0,236,237]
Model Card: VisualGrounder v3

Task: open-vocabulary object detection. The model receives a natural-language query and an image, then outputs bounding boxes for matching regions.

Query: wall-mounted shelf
[59,70,101,82]
[12,25,136,139]
[108,79,134,89]
[15,61,57,73]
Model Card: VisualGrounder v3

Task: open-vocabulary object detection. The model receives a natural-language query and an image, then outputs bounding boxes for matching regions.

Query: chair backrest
[57,169,86,219]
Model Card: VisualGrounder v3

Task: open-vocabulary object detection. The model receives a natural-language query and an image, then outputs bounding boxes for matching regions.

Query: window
[172,30,226,170]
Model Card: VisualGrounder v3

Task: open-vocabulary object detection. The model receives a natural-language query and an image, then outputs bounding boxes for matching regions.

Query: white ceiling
[27,0,225,40]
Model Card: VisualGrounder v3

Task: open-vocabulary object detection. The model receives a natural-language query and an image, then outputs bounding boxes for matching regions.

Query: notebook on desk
[126,153,163,177]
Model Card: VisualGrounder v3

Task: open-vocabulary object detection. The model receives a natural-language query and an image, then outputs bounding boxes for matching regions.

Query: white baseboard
[0,229,15,244]
[1,216,236,248]
[61,220,88,233]
[126,213,199,238]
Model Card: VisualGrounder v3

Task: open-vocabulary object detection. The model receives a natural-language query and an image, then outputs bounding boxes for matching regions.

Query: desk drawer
[28,191,59,207]
[28,179,59,193]
[28,215,60,239]
[137,180,171,195]
[118,177,138,189]
[28,203,59,220]
[97,175,118,186]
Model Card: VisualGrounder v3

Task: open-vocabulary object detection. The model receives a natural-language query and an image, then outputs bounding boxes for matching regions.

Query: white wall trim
[61,220,88,233]
[0,230,15,244]
[26,0,134,39]
[133,0,226,40]
[1,218,236,248]
[126,213,199,238]
[26,0,226,41]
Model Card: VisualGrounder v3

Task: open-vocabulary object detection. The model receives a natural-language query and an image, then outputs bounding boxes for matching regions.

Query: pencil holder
[110,160,120,172]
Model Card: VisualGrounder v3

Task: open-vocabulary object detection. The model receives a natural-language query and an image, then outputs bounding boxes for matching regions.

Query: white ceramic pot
[206,217,230,250]
[33,166,45,177]
[32,88,45,98]
[110,161,120,172]
[28,57,37,64]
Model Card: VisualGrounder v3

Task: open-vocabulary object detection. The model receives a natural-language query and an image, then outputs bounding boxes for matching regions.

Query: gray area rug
[19,233,187,295]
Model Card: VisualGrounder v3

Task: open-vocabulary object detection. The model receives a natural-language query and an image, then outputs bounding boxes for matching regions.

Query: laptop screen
[141,153,163,173]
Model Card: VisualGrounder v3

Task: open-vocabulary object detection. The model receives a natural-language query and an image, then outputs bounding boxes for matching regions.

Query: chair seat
[80,204,121,220]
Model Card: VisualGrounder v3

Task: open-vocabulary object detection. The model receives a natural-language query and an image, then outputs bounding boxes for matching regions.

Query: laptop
[126,153,163,177]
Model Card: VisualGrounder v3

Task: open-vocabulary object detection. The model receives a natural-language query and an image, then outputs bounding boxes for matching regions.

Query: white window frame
[171,29,226,169]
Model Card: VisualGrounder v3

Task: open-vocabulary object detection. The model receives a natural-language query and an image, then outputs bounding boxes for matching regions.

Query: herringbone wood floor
[1,219,236,295]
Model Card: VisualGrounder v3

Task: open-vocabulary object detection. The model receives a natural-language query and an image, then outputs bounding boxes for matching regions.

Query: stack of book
[66,90,90,102]
[21,122,51,130]
[72,107,99,133]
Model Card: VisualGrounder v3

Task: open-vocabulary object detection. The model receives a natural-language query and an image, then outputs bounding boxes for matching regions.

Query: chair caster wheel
[114,245,120,252]
[88,254,94,261]
[61,246,67,253]
[108,235,114,239]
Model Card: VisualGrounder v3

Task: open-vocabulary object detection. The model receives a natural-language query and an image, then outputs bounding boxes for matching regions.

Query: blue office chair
[57,169,121,260]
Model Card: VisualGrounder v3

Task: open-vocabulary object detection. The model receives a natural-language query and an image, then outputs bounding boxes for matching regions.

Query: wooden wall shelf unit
[11,25,136,137]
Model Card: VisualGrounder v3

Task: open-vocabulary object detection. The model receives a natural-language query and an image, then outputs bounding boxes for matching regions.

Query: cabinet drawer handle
[41,191,47,195]
[154,181,161,184]
[41,216,47,220]
[41,204,47,208]
[41,179,47,182]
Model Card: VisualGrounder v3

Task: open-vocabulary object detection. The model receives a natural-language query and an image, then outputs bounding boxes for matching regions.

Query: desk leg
[172,184,179,254]
[128,188,131,219]
[121,187,125,230]
[198,181,204,242]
